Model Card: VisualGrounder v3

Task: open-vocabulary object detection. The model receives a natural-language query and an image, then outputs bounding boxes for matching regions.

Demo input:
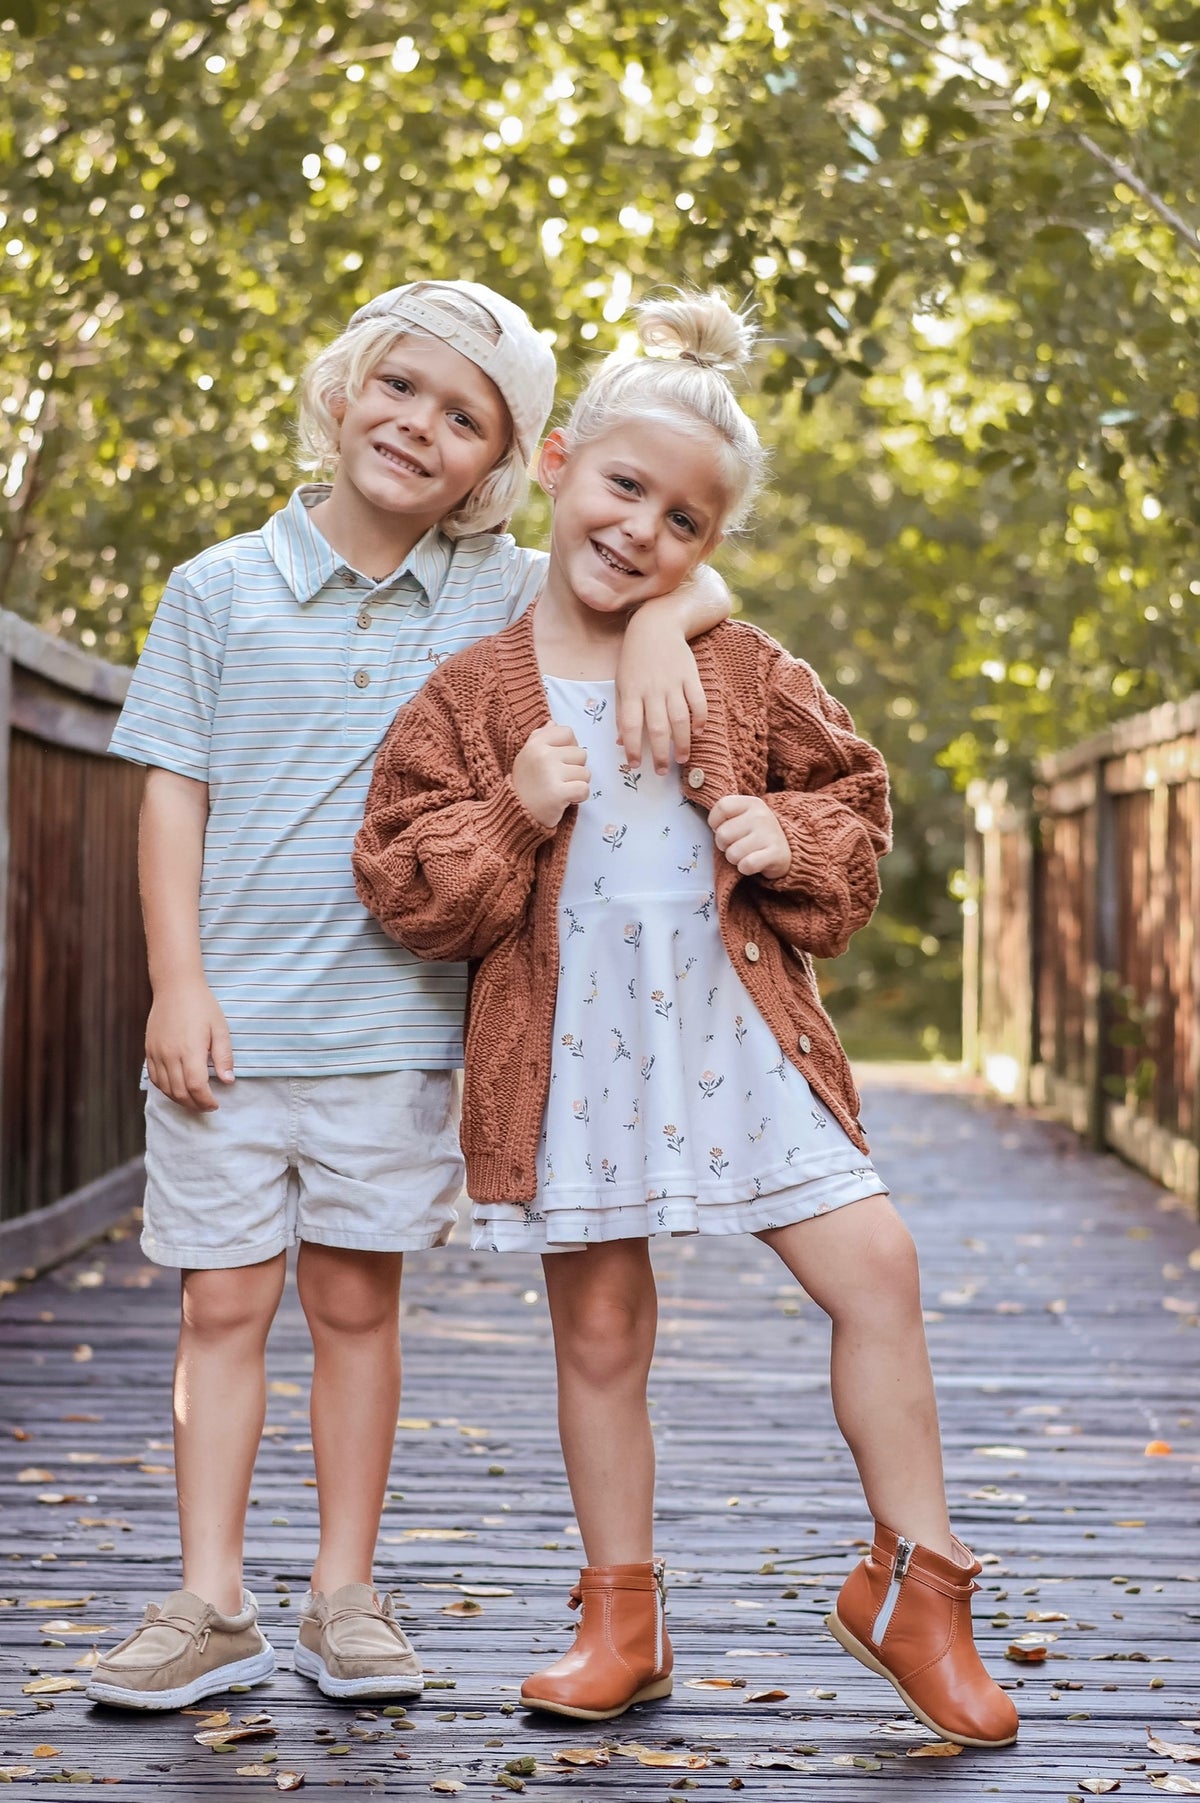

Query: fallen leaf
[0,1771,36,1781]
[617,1743,710,1768]
[1006,1641,1049,1663]
[184,1708,229,1723]
[40,1621,110,1636]
[26,1596,92,1610]
[684,1678,741,1690]
[72,1343,93,1362]
[908,1742,964,1758]
[268,1381,302,1396]
[33,1746,60,1759]
[440,1599,483,1616]
[1146,1441,1173,1457]
[744,1688,788,1702]
[554,1749,610,1766]
[237,1765,277,1777]
[275,1777,305,1792]
[73,1650,100,1669]
[1148,1732,1200,1764]
[1079,1782,1121,1795]
[1027,1610,1070,1623]
[973,1445,1028,1459]
[194,1723,277,1747]
[429,1782,466,1795]
[748,1755,812,1770]
[457,1585,512,1598]
[397,1417,433,1430]
[1151,1780,1200,1795]
[17,1468,55,1483]
[396,1528,476,1542]
[38,1493,86,1505]
[22,1676,83,1694]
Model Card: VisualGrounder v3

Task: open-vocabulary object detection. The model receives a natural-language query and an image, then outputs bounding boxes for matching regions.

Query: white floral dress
[472,677,885,1254]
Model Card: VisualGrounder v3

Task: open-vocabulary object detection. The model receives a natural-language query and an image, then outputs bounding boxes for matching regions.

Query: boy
[88,280,729,1710]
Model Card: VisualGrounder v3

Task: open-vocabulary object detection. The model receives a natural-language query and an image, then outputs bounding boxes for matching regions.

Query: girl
[353,293,1018,1749]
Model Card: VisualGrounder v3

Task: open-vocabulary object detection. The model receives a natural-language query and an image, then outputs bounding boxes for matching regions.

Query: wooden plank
[0,612,131,707]
[10,670,119,758]
[0,1155,144,1281]
[0,1068,1195,1796]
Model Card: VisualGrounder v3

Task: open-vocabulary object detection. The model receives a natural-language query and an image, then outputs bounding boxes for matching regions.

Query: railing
[0,613,148,1278]
[964,693,1200,1208]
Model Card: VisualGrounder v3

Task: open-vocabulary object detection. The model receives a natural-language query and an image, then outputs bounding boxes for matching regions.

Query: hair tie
[679,349,708,366]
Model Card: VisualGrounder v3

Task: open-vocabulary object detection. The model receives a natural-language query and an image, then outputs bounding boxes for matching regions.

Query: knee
[181,1264,281,1342]
[299,1266,400,1340]
[838,1208,923,1326]
[555,1288,654,1388]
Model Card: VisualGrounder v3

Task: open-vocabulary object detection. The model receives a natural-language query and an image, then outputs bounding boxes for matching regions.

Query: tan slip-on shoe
[826,1524,1019,1748]
[294,1583,424,1699]
[521,1561,673,1721]
[86,1589,275,1711]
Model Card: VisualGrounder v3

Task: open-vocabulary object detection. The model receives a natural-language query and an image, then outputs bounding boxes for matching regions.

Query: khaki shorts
[142,1071,462,1269]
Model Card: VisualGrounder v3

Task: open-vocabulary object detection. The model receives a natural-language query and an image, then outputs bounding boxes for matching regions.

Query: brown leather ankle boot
[826,1524,1018,1747]
[520,1560,673,1721]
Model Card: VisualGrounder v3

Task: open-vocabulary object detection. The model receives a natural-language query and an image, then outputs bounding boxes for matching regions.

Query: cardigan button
[798,1033,812,1054]
[744,941,760,963]
[687,767,705,789]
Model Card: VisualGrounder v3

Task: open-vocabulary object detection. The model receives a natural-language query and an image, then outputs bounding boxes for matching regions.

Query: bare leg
[758,1195,953,1556]
[175,1253,288,1614]
[297,1244,404,1594]
[542,1240,658,1566]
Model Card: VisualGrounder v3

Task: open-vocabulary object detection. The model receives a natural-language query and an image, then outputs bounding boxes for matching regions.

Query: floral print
[472,676,885,1254]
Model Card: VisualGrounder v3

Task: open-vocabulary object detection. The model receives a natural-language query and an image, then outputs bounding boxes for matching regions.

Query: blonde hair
[297,287,528,539]
[563,290,767,531]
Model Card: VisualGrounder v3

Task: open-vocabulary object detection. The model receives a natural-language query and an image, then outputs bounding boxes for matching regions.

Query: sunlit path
[1,1066,1196,1796]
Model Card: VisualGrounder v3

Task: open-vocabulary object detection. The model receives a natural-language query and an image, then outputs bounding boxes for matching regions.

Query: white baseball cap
[348,280,557,466]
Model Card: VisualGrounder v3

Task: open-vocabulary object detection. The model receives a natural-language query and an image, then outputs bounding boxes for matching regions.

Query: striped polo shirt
[109,485,546,1073]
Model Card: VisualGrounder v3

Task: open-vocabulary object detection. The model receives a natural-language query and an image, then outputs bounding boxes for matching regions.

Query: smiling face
[330,333,512,539]
[538,418,731,621]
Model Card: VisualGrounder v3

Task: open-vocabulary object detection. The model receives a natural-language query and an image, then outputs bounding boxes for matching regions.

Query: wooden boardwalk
[1,1065,1197,1797]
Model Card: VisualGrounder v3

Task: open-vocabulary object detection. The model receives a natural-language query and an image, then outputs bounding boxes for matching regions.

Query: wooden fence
[0,612,148,1278]
[964,692,1200,1208]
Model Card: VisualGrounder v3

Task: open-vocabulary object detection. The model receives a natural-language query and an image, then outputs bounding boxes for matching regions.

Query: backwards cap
[349,280,557,467]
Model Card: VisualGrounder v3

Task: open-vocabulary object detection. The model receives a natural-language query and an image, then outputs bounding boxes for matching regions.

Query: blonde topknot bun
[635,289,757,374]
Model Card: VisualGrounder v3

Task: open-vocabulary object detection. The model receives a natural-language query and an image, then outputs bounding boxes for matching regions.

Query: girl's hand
[708,794,792,879]
[616,608,708,775]
[513,722,591,828]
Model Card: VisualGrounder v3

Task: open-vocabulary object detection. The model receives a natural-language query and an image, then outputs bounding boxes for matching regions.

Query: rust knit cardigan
[353,607,892,1204]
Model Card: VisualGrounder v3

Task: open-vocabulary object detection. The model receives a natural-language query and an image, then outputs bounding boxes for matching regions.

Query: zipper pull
[893,1536,915,1582]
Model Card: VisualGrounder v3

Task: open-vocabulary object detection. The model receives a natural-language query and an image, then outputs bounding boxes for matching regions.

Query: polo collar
[263,485,454,606]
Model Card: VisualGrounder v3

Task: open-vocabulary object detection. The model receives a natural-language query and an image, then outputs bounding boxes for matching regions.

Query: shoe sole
[520,1676,673,1721]
[293,1640,425,1700]
[86,1646,277,1712]
[825,1612,1018,1749]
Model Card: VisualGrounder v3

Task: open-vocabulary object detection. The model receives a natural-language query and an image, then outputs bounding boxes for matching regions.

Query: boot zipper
[871,1535,914,1643]
[653,1561,666,1673]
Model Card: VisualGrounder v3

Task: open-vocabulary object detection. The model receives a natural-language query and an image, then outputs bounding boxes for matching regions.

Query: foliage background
[5,0,1200,1053]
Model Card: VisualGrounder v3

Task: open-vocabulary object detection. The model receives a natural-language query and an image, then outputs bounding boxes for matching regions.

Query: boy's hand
[146,980,235,1112]
[616,609,708,775]
[708,795,792,880]
[513,722,591,828]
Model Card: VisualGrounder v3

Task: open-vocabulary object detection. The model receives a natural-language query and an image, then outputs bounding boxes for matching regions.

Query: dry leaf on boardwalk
[1006,1639,1050,1663]
[1151,1779,1200,1795]
[1026,1610,1069,1623]
[0,1770,36,1781]
[194,1722,277,1747]
[1148,1732,1200,1764]
[187,1709,230,1727]
[275,1775,305,1791]
[429,1780,466,1794]
[744,1688,788,1702]
[268,1381,302,1396]
[616,1742,710,1768]
[73,1650,100,1669]
[237,1764,277,1777]
[22,1676,83,1694]
[684,1677,741,1689]
[554,1748,610,1766]
[457,1585,512,1597]
[41,1619,109,1635]
[26,1597,92,1610]
[1079,1783,1120,1795]
[973,1445,1027,1459]
[748,1754,812,1770]
[17,1468,55,1483]
[1145,1441,1173,1456]
[32,1746,60,1758]
[72,1344,93,1362]
[394,1528,477,1542]
[440,1599,483,1616]
[907,1742,963,1758]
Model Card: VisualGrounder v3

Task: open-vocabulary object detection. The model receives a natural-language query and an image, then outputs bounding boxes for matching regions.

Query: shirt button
[687,767,705,789]
[798,1033,812,1054]
[353,668,370,690]
[356,609,372,630]
[744,941,760,963]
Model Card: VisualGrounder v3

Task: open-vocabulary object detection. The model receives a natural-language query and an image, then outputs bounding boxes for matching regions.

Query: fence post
[0,629,10,1220]
[1083,755,1116,1153]
[961,794,982,1073]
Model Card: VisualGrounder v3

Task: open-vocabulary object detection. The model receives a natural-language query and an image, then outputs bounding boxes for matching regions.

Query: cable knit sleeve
[353,669,553,963]
[753,648,892,960]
